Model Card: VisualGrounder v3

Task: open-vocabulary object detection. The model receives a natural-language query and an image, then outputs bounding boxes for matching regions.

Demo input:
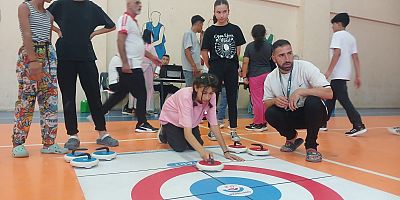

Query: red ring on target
[131,165,343,200]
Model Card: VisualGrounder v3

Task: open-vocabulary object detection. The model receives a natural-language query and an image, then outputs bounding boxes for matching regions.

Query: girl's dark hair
[212,15,217,24]
[142,29,153,44]
[214,0,229,10]
[251,24,266,51]
[192,73,219,107]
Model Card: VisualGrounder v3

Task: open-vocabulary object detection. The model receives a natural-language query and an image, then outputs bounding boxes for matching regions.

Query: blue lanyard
[279,70,293,99]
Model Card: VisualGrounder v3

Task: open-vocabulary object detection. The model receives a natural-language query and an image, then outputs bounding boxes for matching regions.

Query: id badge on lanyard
[279,70,292,111]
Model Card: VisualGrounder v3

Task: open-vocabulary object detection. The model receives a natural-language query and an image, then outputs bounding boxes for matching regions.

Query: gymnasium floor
[0,110,399,200]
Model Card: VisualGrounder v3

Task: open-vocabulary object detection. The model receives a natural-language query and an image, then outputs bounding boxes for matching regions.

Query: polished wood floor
[0,116,399,200]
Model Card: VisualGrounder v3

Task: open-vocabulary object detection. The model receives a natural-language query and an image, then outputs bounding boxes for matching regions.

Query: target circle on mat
[131,165,343,200]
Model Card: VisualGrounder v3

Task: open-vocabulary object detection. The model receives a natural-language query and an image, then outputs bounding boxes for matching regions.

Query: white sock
[69,135,79,140]
[99,133,110,140]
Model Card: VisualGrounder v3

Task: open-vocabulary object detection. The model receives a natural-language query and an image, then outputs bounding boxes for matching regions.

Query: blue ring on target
[190,177,282,199]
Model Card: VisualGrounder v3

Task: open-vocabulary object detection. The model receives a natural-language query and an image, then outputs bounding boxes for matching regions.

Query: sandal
[306,149,322,162]
[12,145,29,158]
[96,134,119,147]
[41,144,69,154]
[280,138,304,152]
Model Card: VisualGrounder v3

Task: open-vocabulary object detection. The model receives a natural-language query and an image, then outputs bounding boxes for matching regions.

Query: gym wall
[0,0,398,111]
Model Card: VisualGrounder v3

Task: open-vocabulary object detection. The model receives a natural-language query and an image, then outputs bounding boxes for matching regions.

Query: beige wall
[0,0,399,111]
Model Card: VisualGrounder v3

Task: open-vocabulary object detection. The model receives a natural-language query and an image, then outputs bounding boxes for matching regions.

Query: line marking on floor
[199,125,400,182]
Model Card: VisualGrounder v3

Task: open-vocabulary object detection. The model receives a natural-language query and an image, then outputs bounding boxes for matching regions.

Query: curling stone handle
[208,154,215,164]
[72,148,88,155]
[95,146,110,152]
[234,141,242,146]
[80,153,92,160]
[251,143,264,150]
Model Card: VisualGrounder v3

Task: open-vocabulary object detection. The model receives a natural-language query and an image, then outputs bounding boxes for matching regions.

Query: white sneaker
[207,131,217,141]
[388,127,400,136]
[218,120,225,128]
[230,131,240,142]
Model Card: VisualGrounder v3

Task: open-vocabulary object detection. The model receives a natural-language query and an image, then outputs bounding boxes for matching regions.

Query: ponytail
[251,24,266,51]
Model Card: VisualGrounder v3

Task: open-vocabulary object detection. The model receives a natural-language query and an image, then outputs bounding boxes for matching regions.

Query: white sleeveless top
[20,1,52,42]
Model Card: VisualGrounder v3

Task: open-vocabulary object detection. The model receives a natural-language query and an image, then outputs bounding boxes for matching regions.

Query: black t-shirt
[201,23,246,64]
[48,0,115,61]
[244,40,273,77]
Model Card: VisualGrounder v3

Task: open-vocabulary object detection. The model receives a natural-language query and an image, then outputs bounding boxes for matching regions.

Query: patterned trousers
[12,43,58,147]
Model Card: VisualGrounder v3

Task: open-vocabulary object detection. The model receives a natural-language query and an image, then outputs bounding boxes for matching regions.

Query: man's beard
[279,62,293,72]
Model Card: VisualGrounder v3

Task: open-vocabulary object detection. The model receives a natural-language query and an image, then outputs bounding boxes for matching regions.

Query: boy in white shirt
[323,13,367,136]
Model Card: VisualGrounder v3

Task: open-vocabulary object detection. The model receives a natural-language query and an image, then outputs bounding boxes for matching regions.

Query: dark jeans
[265,96,328,150]
[162,123,204,152]
[154,84,179,104]
[209,60,239,128]
[326,79,364,127]
[58,60,106,135]
[102,68,147,125]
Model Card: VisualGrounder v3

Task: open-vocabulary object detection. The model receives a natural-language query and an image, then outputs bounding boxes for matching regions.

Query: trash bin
[80,100,90,113]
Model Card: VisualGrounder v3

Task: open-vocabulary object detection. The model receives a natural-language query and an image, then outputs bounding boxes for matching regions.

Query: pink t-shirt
[159,87,218,128]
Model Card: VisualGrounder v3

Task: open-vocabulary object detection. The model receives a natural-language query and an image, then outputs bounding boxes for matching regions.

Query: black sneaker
[122,105,133,115]
[319,125,328,131]
[136,122,158,133]
[245,123,255,130]
[157,127,167,144]
[345,125,367,137]
[246,123,268,132]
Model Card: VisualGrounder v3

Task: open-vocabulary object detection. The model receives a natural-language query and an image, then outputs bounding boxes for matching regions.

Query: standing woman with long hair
[241,24,273,132]
[201,0,246,142]
[12,0,68,157]
[141,29,157,113]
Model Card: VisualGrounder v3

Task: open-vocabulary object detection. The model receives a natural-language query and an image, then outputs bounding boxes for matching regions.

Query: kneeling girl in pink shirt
[158,73,244,161]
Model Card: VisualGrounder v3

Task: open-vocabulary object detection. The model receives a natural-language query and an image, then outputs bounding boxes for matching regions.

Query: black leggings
[326,79,364,127]
[108,83,119,93]
[102,68,147,125]
[162,123,203,152]
[209,60,239,128]
[58,60,106,135]
[265,96,328,150]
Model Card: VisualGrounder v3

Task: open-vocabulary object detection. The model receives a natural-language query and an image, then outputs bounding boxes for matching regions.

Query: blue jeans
[183,70,194,87]
[217,87,228,122]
